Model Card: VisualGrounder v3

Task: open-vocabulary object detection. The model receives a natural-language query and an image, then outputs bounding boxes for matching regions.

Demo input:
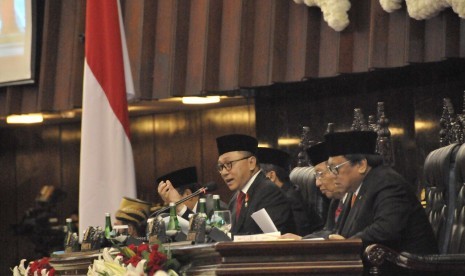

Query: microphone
[150,182,217,218]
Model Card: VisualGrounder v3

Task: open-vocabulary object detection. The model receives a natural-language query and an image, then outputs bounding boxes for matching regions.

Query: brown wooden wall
[0,0,464,115]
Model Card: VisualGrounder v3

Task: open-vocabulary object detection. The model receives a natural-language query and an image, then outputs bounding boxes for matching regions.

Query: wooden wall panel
[0,129,20,272]
[53,0,85,111]
[251,1,275,86]
[444,9,460,58]
[218,0,244,90]
[406,18,425,63]
[269,0,289,83]
[153,111,203,184]
[185,0,210,94]
[59,123,81,218]
[185,0,222,94]
[368,1,389,69]
[237,0,255,88]
[122,0,157,100]
[318,22,340,77]
[2,0,464,114]
[152,0,189,98]
[351,0,371,73]
[130,115,156,202]
[285,5,321,81]
[387,9,408,67]
[37,0,62,111]
[14,126,63,262]
[424,13,447,62]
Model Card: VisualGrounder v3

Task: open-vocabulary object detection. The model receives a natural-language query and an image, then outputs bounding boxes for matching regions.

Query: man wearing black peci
[280,141,351,240]
[256,147,323,236]
[216,134,293,235]
[157,166,227,220]
[324,131,438,271]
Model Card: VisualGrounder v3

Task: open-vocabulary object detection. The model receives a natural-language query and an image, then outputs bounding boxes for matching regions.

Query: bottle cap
[213,195,220,199]
[66,218,72,222]
[105,212,110,216]
[169,202,175,206]
[200,198,206,203]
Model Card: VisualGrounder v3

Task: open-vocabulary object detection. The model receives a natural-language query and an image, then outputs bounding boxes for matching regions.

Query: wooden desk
[172,239,363,275]
[49,239,363,275]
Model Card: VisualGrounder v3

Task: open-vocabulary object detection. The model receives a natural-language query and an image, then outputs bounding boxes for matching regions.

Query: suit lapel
[341,185,367,236]
[335,193,352,234]
[230,191,239,233]
[325,199,339,230]
[231,172,266,234]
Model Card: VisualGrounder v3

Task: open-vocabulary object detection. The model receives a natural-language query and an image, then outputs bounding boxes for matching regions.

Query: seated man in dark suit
[216,134,294,235]
[324,131,438,256]
[256,147,323,236]
[157,166,227,220]
[280,142,350,240]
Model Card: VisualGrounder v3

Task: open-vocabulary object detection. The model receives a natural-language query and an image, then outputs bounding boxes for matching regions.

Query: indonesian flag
[79,0,137,237]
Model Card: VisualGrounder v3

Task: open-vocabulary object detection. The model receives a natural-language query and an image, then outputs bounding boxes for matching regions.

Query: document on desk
[251,208,278,233]
[233,231,281,242]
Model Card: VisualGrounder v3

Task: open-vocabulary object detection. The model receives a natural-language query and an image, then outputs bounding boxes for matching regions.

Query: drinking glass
[211,210,232,233]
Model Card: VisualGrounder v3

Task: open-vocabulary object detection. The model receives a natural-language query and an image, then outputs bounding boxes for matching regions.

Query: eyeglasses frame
[327,160,351,175]
[217,155,252,172]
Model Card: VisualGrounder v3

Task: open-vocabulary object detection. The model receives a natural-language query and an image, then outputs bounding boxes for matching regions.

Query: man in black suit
[280,142,350,240]
[157,166,227,220]
[324,131,438,255]
[216,134,293,235]
[256,147,323,236]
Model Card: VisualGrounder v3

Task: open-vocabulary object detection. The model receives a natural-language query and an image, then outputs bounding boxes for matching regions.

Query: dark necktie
[236,191,245,220]
[334,200,344,223]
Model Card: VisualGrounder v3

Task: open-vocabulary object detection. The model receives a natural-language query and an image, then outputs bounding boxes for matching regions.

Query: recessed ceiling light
[182,96,220,104]
[6,113,44,124]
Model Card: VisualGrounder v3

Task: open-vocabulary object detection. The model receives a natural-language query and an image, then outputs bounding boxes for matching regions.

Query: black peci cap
[156,166,198,188]
[306,142,329,166]
[216,134,258,155]
[256,147,290,169]
[324,131,377,157]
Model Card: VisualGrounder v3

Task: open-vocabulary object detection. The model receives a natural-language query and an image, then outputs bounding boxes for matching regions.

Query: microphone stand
[149,187,208,218]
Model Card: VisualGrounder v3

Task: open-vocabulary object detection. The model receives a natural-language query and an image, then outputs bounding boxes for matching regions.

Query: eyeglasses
[217,156,251,172]
[327,160,351,175]
[313,170,328,180]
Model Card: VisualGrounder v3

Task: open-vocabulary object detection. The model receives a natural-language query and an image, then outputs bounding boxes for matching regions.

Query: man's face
[217,151,254,191]
[327,155,365,193]
[314,162,342,199]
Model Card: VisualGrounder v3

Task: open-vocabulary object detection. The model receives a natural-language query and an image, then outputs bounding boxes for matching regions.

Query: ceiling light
[278,137,300,146]
[7,113,44,124]
[182,96,220,104]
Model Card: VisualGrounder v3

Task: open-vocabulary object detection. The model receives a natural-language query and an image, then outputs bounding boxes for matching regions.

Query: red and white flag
[79,0,136,237]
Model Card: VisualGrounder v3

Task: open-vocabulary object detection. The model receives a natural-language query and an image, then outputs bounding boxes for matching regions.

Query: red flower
[137,243,149,254]
[119,243,170,276]
[27,257,54,276]
[147,250,167,275]
[125,255,143,267]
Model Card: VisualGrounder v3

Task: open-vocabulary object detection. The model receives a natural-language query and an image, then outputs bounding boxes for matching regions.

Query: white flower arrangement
[379,0,403,13]
[379,0,465,19]
[293,0,351,32]
[293,0,465,31]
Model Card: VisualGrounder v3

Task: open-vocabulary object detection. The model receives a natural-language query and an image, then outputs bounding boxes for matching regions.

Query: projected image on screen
[0,0,33,85]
